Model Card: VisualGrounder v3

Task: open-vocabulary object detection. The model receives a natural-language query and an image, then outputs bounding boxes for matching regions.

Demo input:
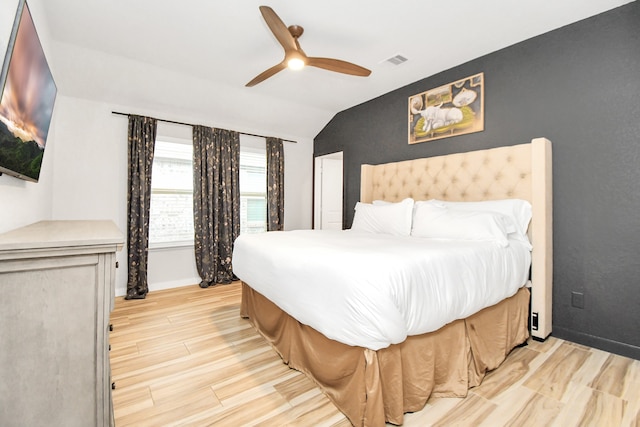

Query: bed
[233,138,552,426]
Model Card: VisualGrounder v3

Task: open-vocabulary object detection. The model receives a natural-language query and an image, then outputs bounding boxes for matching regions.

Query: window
[149,138,266,246]
[240,148,267,234]
[149,140,194,247]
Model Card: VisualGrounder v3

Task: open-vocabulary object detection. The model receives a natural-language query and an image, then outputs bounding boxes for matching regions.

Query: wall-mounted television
[0,0,56,182]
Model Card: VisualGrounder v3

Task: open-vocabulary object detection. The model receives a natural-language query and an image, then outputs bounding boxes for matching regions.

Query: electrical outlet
[571,291,585,309]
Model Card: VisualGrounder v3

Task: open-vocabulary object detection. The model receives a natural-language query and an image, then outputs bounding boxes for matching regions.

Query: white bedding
[232,229,531,350]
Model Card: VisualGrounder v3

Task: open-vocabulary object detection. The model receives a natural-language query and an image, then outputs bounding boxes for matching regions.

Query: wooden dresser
[0,220,124,427]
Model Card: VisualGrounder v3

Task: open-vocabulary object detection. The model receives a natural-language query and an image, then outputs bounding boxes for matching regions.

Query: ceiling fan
[245,6,371,87]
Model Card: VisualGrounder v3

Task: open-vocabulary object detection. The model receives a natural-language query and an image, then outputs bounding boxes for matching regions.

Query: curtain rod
[111,111,297,143]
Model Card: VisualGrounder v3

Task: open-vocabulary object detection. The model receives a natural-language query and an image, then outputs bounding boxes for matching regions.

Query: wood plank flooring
[110,282,640,426]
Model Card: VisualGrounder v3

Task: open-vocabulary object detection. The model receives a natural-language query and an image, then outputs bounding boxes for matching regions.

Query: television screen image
[0,0,57,182]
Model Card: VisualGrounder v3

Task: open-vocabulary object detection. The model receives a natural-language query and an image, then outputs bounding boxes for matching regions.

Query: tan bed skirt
[240,283,530,426]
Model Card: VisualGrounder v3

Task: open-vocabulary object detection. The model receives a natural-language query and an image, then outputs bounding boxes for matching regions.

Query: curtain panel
[192,126,241,287]
[266,137,284,231]
[125,115,157,299]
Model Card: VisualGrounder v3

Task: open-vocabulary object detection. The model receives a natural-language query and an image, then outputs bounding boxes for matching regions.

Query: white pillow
[351,198,414,236]
[426,198,532,236]
[411,202,511,247]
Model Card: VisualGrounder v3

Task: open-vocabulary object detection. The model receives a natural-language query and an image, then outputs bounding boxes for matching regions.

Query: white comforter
[232,230,531,350]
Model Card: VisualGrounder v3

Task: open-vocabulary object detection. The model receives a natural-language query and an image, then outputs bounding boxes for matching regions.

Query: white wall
[48,96,129,293]
[284,136,313,231]
[147,246,200,292]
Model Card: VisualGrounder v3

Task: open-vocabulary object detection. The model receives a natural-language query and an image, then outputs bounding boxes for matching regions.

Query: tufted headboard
[360,137,553,340]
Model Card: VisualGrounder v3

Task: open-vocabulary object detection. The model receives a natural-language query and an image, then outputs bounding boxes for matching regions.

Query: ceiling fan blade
[259,6,297,53]
[245,61,287,87]
[307,57,371,77]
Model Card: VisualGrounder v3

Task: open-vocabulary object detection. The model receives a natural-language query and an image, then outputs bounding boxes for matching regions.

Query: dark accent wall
[314,2,640,360]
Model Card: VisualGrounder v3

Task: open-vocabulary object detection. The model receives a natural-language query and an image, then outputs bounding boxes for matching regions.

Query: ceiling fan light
[287,57,305,70]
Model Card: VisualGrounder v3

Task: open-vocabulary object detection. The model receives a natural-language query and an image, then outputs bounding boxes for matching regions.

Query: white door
[314,153,343,230]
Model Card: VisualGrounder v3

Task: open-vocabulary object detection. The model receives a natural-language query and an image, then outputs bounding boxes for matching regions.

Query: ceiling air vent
[384,54,408,65]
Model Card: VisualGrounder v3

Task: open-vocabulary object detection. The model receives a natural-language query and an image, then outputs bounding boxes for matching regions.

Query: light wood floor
[110,282,640,427]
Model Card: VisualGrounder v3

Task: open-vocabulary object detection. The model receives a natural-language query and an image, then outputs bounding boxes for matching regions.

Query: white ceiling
[40,0,633,140]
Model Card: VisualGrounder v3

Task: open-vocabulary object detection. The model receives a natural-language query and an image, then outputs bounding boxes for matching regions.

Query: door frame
[313,152,344,230]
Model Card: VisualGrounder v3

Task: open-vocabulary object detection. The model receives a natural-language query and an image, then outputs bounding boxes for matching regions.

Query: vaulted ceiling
[40,0,633,140]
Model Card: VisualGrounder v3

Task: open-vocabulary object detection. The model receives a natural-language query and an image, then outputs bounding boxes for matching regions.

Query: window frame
[148,138,195,250]
[239,138,268,235]
[148,135,268,249]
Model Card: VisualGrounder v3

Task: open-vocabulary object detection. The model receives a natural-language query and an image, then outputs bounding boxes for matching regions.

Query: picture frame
[408,72,484,145]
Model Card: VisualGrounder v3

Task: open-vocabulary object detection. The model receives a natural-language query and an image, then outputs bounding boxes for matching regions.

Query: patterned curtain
[192,126,240,287]
[125,115,157,300]
[266,137,284,231]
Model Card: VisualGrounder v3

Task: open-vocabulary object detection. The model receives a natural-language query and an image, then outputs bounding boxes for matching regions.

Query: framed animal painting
[408,72,484,144]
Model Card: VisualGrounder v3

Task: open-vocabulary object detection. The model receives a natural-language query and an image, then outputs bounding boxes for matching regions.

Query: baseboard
[115,277,201,297]
[553,326,640,360]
